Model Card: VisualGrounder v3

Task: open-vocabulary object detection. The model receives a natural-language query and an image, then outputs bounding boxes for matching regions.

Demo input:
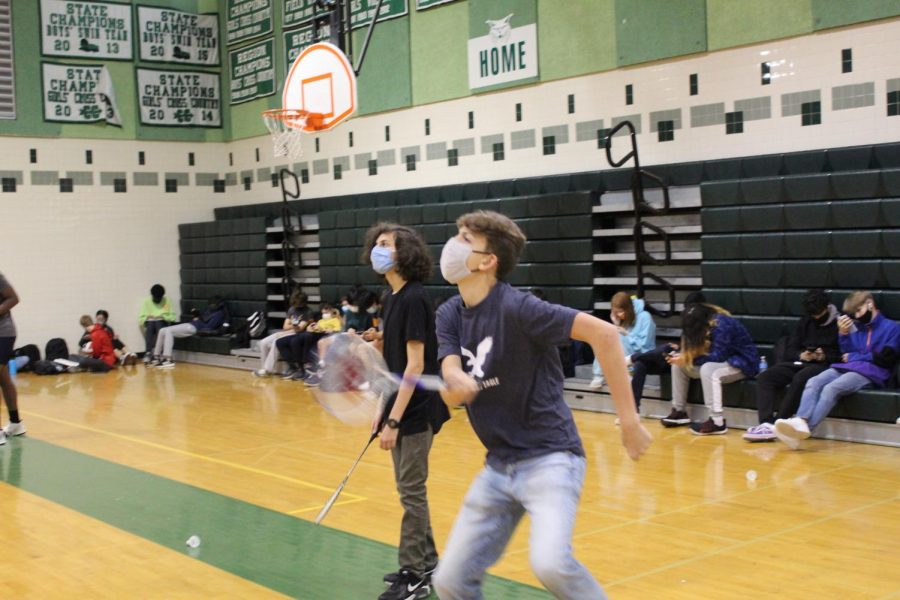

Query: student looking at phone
[774,291,900,449]
[744,289,841,442]
[661,302,759,435]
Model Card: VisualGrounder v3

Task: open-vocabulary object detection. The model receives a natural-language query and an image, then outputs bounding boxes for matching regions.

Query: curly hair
[362,222,433,283]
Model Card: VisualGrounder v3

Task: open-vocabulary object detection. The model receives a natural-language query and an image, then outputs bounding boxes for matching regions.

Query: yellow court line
[288,496,369,515]
[24,410,367,501]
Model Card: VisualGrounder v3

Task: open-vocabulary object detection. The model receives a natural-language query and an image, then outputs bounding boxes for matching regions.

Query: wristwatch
[386,418,400,430]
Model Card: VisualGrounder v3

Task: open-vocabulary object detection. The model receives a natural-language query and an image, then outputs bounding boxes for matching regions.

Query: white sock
[712,415,724,426]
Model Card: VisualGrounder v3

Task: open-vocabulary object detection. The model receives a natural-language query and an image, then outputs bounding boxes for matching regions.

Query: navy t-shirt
[436,282,584,469]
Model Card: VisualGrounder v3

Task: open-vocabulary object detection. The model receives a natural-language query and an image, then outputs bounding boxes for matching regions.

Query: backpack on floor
[45,338,70,361]
[13,344,40,372]
[32,359,66,375]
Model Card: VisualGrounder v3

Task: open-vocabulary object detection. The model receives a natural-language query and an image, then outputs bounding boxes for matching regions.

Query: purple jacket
[695,314,760,378]
[833,312,900,387]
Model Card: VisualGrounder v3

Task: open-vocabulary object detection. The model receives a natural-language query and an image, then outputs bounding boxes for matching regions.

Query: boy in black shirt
[362,223,450,600]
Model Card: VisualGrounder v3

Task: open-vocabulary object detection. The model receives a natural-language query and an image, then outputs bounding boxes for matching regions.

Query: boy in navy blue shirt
[432,211,652,600]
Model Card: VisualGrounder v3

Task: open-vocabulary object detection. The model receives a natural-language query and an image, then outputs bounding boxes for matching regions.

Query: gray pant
[672,361,745,416]
[153,323,197,358]
[391,426,438,575]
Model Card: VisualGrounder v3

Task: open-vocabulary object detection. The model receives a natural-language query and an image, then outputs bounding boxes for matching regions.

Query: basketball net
[262,109,315,159]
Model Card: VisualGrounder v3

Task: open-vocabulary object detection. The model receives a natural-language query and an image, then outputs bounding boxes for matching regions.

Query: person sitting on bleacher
[628,291,706,411]
[149,296,228,369]
[744,289,840,442]
[252,291,313,377]
[774,291,900,449]
[661,303,759,435]
[343,288,376,333]
[277,304,343,382]
[139,284,177,363]
[590,292,656,390]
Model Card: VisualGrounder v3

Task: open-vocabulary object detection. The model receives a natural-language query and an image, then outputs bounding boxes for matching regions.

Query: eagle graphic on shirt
[461,337,493,378]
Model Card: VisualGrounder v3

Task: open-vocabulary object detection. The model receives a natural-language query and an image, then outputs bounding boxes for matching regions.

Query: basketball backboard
[283,42,357,132]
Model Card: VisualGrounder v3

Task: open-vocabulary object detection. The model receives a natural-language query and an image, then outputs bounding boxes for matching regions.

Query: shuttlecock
[186,535,201,548]
[746,470,758,482]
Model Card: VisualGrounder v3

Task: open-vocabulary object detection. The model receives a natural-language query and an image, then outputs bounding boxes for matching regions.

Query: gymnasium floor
[1,364,898,599]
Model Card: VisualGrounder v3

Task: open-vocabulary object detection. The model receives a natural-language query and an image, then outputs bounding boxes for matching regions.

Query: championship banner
[40,0,132,60]
[350,0,408,29]
[229,38,275,105]
[137,68,221,127]
[415,0,459,10]
[283,0,315,29]
[42,62,121,125]
[137,6,220,66]
[283,23,330,73]
[226,0,273,45]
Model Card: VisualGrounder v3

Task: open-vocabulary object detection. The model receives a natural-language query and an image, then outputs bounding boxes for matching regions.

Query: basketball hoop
[262,109,325,159]
[262,42,356,159]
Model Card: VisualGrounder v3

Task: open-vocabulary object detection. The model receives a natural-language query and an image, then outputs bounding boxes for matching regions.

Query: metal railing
[604,121,677,317]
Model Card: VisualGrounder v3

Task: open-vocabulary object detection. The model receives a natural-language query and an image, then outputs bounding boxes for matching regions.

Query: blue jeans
[796,368,871,429]
[432,452,606,600]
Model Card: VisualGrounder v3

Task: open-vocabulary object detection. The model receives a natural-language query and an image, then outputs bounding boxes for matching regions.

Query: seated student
[744,289,840,442]
[775,291,900,449]
[253,291,313,377]
[150,296,228,369]
[75,315,116,373]
[661,303,759,435]
[95,310,138,365]
[628,292,707,410]
[277,304,343,381]
[139,284,177,363]
[590,292,656,390]
[343,288,375,333]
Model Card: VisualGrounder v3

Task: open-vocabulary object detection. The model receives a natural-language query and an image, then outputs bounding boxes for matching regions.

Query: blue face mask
[370,246,395,275]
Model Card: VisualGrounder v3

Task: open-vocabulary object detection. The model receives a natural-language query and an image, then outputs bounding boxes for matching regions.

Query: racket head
[312,333,397,426]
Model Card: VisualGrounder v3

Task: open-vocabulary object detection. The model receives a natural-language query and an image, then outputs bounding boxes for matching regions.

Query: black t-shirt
[381,281,449,436]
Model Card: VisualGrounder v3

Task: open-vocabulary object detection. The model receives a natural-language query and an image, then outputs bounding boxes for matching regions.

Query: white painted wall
[2,18,899,352]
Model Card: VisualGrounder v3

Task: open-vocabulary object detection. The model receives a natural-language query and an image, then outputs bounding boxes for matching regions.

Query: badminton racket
[311,334,444,427]
[314,430,378,525]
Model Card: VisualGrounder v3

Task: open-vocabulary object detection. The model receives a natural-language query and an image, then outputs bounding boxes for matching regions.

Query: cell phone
[805,347,817,353]
[663,346,677,356]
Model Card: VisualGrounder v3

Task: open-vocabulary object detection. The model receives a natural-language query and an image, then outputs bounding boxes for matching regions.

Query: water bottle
[758,356,768,372]
[7,359,16,377]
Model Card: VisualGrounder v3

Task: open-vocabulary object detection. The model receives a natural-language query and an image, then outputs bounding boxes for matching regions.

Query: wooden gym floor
[1,364,898,599]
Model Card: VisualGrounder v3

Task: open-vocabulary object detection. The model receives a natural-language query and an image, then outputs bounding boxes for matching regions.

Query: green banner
[283,0,316,29]
[229,38,276,105]
[227,0,273,45]
[415,0,459,10]
[350,0,408,29]
[40,0,132,60]
[283,23,331,73]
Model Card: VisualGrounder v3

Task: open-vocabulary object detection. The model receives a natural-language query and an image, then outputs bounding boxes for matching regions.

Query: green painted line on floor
[0,438,551,599]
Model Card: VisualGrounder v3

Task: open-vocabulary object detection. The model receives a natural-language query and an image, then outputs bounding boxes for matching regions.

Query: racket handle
[399,374,445,392]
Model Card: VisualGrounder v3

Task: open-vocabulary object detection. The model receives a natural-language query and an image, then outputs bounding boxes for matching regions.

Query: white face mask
[440,237,475,284]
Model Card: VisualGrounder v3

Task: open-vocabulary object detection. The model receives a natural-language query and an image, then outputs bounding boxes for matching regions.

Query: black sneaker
[690,417,727,435]
[379,569,431,599]
[661,409,690,427]
[384,565,436,586]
